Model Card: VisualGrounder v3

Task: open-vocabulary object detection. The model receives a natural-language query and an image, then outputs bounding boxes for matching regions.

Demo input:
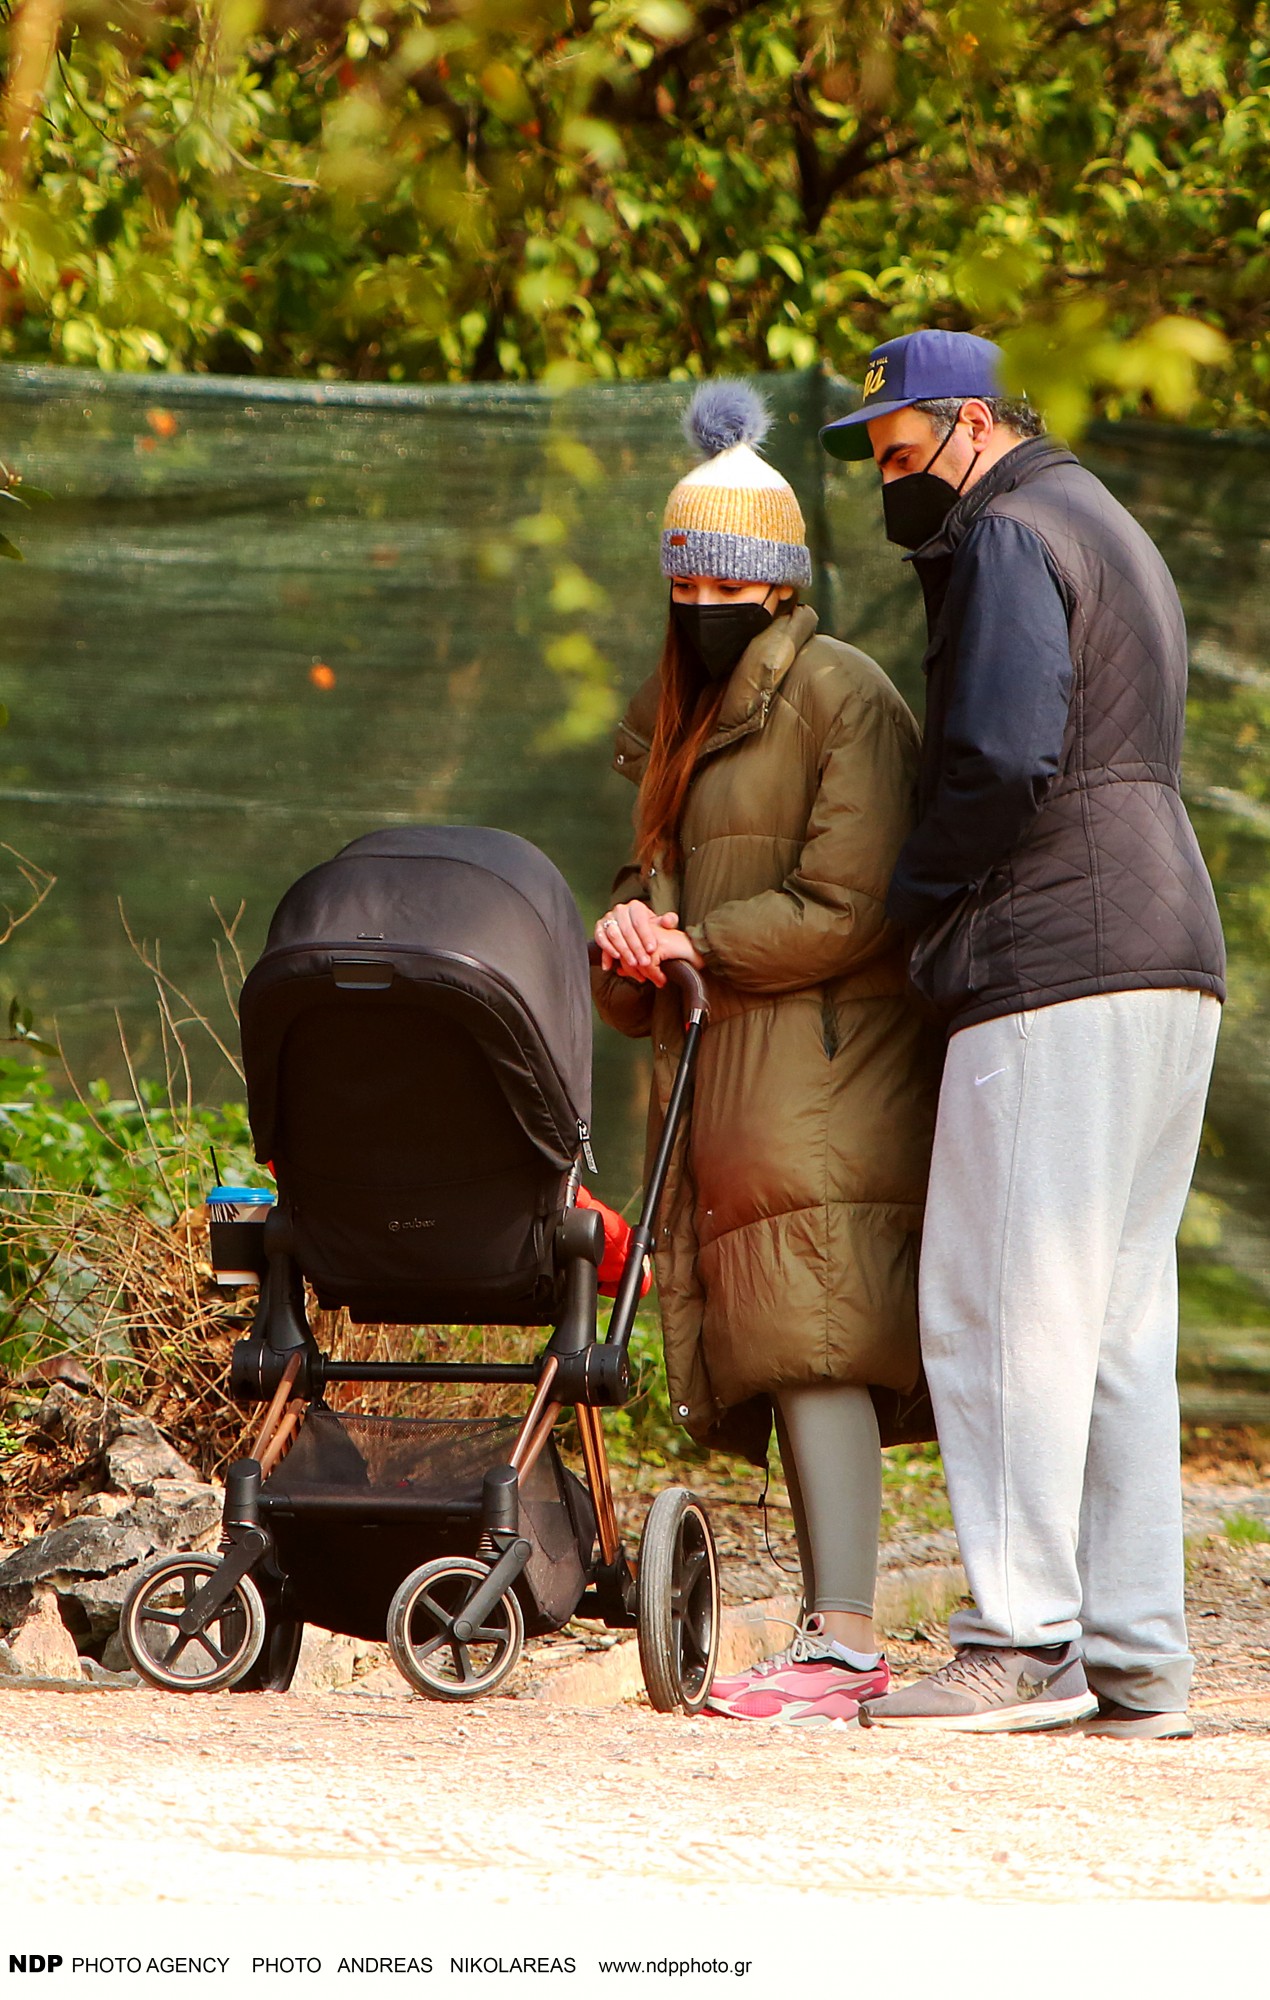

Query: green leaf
[549,562,608,614]
[766,244,804,284]
[512,510,568,548]
[545,436,606,487]
[560,118,625,170]
[632,0,691,37]
[763,37,801,79]
[0,535,24,562]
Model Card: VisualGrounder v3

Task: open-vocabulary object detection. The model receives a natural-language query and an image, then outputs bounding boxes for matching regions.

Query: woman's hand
[595,905,703,986]
[649,926,705,981]
[595,902,672,978]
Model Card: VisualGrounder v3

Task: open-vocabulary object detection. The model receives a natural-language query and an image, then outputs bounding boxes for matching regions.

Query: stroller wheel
[387,1556,525,1702]
[636,1488,720,1714]
[231,1609,304,1694]
[120,1555,267,1694]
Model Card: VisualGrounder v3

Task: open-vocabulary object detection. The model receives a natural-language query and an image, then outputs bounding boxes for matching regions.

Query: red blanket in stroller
[575,1188,651,1298]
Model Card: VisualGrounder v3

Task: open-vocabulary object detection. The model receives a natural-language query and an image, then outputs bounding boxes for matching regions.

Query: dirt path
[2,1681,1269,1914]
[4,1452,1269,1921]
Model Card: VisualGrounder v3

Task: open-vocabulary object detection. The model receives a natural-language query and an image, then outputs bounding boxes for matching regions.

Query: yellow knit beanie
[661,381,811,587]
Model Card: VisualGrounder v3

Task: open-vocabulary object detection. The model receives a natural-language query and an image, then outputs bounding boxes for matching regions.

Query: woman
[593,381,941,1725]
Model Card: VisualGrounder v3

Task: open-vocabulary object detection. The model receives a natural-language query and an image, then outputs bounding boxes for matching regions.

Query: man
[821,330,1225,1739]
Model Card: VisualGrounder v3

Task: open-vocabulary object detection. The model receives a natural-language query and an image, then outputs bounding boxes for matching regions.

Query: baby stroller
[121,827,720,1709]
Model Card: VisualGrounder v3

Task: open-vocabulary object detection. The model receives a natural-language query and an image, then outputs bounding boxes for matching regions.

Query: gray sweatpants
[920,988,1220,1713]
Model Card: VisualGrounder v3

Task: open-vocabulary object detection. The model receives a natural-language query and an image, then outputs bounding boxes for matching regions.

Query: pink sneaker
[706,1616,890,1722]
[710,1679,883,1726]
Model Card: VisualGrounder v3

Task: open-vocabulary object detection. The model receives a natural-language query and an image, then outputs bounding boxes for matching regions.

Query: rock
[2,1585,83,1680]
[132,1485,222,1549]
[4,1381,224,1659]
[98,1630,133,1675]
[0,1514,158,1636]
[288,1630,395,1695]
[35,1380,112,1457]
[74,1494,129,1520]
[35,1383,205,1497]
[78,1655,140,1688]
[0,1492,221,1640]
[288,1629,360,1694]
[349,1644,404,1697]
[13,1354,93,1394]
[70,1573,149,1642]
[0,1513,158,1596]
[104,1418,203,1497]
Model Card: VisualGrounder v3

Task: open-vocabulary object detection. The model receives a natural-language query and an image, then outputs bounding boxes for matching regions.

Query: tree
[0,0,1255,422]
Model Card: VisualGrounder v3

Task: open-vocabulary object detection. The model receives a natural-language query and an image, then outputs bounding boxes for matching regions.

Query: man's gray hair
[912,396,1045,441]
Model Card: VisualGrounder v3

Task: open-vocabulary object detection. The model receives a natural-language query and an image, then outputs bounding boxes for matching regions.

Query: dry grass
[0,1195,246,1521]
[316,1311,542,1424]
[0,1201,551,1519]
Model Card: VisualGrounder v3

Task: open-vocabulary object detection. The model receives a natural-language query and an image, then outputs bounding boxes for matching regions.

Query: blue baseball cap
[821,330,1007,461]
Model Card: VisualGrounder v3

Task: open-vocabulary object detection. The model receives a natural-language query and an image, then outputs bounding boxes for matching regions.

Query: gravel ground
[3,1456,1270,1917]
[602,1455,1270,1735]
[1,1681,1268,1913]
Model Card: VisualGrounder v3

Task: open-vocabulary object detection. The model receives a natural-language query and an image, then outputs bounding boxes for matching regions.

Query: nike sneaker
[859,1642,1097,1732]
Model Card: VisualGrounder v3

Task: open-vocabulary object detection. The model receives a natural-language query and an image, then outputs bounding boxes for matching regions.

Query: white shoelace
[747,1616,839,1678]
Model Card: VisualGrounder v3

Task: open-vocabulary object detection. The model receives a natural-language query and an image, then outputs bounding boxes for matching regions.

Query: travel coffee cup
[206,1185,274,1285]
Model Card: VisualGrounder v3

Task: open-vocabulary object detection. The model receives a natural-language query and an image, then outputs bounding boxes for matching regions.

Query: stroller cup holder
[229,1208,322,1403]
[122,826,720,1711]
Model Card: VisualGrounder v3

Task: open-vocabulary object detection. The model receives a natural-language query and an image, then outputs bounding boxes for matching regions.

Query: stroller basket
[263,1408,595,1637]
[270,1409,521,1496]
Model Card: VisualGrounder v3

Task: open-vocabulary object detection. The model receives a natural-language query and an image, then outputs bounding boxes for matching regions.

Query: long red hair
[635,615,728,875]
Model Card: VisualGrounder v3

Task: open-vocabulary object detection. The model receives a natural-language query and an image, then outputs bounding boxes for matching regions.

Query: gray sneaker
[858,1643,1098,1733]
[1078,1699,1193,1741]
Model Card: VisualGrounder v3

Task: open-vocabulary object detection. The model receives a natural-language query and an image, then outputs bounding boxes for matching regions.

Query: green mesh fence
[1,363,1268,1412]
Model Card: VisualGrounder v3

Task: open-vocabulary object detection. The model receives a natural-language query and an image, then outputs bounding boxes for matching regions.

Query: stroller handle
[587,940,709,1023]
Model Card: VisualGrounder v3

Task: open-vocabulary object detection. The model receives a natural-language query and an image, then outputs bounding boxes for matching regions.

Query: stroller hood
[241,826,592,1170]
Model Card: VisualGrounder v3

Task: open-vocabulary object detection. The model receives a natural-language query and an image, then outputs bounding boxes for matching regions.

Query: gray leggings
[773,1383,882,1618]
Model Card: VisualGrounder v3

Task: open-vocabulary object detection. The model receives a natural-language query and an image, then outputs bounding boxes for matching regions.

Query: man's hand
[595,906,704,986]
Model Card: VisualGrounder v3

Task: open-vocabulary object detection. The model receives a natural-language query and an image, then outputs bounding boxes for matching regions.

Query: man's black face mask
[882,412,979,550]
[671,591,776,680]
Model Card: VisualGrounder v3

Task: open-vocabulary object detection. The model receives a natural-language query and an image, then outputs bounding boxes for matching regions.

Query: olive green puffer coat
[593,604,942,1461]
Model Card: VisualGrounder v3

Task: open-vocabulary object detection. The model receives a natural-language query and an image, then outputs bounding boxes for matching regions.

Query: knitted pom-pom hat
[661,380,812,587]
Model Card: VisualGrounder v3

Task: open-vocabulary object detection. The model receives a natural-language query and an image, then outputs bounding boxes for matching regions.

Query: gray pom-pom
[683,379,771,457]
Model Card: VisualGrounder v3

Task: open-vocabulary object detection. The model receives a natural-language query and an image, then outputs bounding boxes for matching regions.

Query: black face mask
[881,415,979,550]
[671,593,775,680]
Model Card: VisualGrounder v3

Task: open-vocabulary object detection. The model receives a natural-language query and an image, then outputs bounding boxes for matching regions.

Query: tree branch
[1,0,61,190]
[0,844,54,950]
[592,0,772,122]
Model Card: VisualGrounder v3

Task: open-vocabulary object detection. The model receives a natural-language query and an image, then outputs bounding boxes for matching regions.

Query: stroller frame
[122,952,718,1709]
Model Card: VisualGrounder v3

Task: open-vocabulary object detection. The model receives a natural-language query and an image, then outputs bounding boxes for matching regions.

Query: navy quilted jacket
[887,435,1225,1029]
